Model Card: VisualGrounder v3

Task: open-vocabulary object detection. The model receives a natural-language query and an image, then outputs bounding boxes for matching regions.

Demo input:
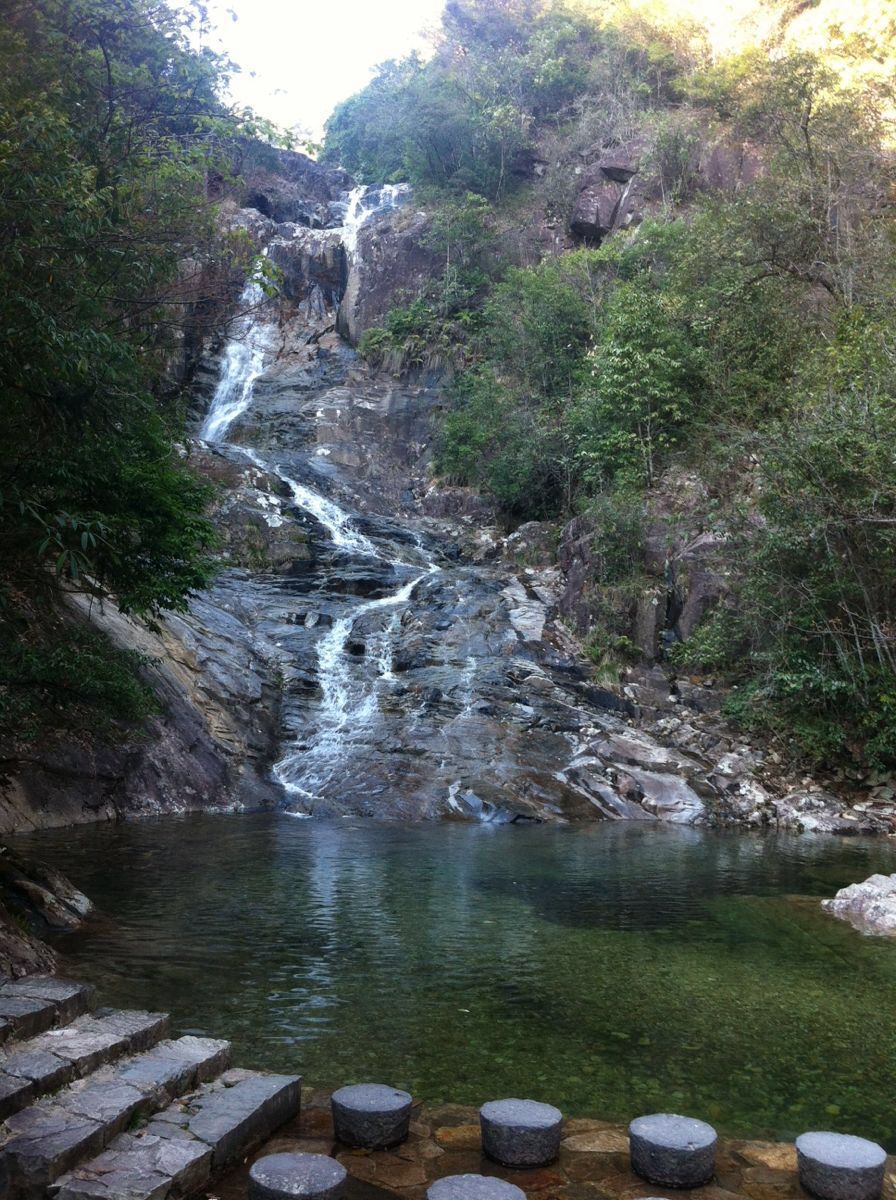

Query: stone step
[0,1010,170,1122]
[0,1035,228,1199]
[0,980,95,1047]
[51,1069,302,1200]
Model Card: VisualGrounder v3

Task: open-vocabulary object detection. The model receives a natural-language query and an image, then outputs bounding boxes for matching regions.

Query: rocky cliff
[2,146,891,835]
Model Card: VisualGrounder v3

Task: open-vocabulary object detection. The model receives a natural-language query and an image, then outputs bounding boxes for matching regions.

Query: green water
[17,816,896,1147]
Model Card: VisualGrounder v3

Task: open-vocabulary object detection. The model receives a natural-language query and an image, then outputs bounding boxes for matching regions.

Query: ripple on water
[17,815,896,1148]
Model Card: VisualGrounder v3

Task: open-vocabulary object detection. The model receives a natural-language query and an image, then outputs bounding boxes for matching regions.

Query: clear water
[18,817,896,1147]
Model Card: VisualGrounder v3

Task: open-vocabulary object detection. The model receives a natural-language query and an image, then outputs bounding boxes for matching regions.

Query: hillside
[320,0,896,778]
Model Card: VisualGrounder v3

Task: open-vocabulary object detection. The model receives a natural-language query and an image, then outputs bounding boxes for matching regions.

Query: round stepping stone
[428,1175,527,1200]
[796,1131,886,1200]
[248,1153,347,1200]
[479,1098,563,1167]
[629,1113,717,1188]
[331,1082,413,1149]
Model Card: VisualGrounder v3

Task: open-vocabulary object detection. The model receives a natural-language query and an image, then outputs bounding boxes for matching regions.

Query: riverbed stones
[427,1173,527,1200]
[479,1099,563,1167]
[331,1083,412,1149]
[248,1151,347,1200]
[795,1131,886,1200]
[629,1113,717,1187]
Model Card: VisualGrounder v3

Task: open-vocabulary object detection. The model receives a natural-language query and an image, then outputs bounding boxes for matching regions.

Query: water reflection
[16,817,896,1147]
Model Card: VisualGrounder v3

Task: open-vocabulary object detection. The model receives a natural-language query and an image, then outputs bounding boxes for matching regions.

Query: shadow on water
[14,815,896,1148]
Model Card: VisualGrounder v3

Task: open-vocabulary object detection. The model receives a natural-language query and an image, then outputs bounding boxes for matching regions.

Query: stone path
[2,975,895,1200]
[0,976,300,1199]
[207,1092,896,1200]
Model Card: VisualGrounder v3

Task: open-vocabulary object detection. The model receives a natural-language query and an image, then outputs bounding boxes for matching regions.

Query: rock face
[0,848,94,977]
[238,145,351,229]
[822,874,896,935]
[0,590,283,835]
[3,152,884,833]
[337,206,441,346]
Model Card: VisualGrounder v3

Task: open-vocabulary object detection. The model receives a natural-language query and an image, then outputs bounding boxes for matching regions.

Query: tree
[0,0,242,740]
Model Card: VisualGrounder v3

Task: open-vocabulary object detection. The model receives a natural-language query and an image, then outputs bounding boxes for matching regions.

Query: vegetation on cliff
[325,0,896,770]
[0,0,247,742]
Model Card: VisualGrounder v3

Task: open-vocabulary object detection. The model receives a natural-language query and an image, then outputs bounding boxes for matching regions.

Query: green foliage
[0,0,244,739]
[440,369,571,517]
[571,283,703,488]
[0,0,232,621]
[323,1,601,198]
[0,619,159,744]
[484,254,599,397]
[727,319,896,766]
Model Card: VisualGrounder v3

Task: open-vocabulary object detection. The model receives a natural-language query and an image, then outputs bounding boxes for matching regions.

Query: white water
[341,183,410,260]
[273,566,436,803]
[239,447,377,558]
[201,180,434,812]
[199,259,274,442]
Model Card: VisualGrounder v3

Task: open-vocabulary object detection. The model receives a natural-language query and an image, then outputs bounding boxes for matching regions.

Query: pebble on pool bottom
[331,1082,413,1149]
[628,1113,718,1188]
[479,1098,564,1167]
[248,1152,348,1200]
[795,1131,886,1200]
[427,1174,527,1200]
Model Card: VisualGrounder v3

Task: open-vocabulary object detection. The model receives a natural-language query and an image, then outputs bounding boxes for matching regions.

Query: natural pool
[15,816,896,1148]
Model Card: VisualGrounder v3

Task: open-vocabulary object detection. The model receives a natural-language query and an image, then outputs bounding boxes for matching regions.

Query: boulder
[822,873,896,935]
[569,178,622,241]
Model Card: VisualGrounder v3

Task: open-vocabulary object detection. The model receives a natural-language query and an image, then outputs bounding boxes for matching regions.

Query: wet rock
[822,873,896,935]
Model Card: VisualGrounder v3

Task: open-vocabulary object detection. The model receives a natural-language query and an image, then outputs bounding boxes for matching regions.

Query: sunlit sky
[189,0,446,137]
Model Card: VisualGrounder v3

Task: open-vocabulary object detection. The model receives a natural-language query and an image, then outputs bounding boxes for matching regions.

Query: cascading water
[200,256,274,442]
[340,183,410,260]
[200,182,438,814]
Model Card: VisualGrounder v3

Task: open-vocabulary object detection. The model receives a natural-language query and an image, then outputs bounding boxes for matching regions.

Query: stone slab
[31,1011,169,1075]
[184,1073,302,1168]
[60,1079,146,1127]
[249,1151,347,1200]
[51,1130,213,1200]
[112,1037,231,1101]
[2,1049,73,1094]
[0,997,60,1042]
[1,1106,106,1192]
[0,979,94,1027]
[0,1073,36,1122]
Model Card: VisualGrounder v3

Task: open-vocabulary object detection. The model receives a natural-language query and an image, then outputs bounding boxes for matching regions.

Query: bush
[0,619,159,745]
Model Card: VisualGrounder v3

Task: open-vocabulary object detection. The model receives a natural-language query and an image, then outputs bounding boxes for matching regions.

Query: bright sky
[191,0,446,138]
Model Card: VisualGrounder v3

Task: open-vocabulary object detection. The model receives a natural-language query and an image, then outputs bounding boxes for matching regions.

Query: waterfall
[201,179,434,814]
[274,557,439,804]
[200,258,274,442]
[240,447,377,558]
[340,183,410,260]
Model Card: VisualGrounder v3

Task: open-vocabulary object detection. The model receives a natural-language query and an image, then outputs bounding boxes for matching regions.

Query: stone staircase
[0,976,301,1200]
